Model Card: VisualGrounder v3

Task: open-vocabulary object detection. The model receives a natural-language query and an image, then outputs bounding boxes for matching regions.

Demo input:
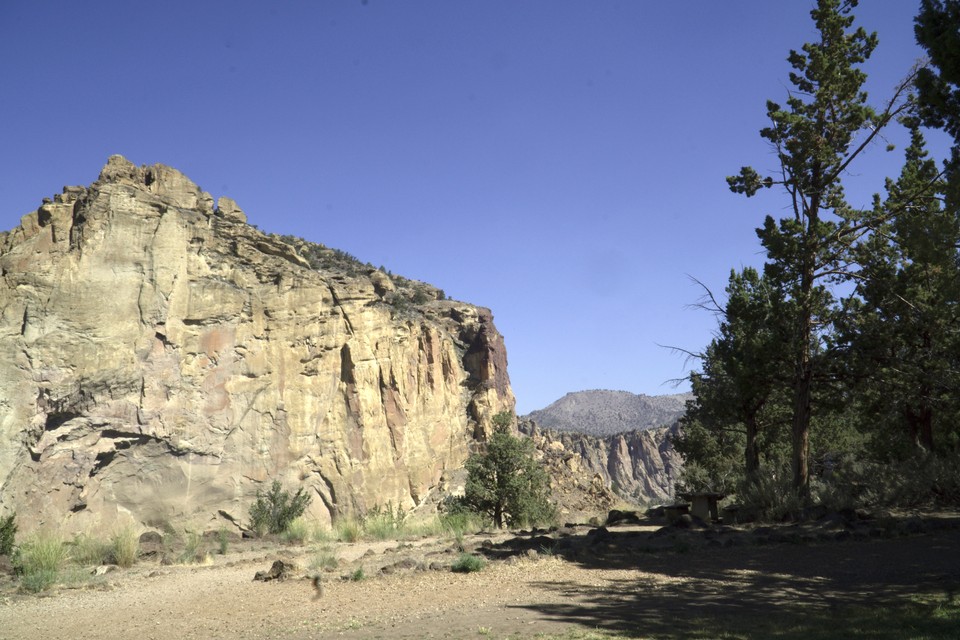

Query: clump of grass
[70,532,111,566]
[280,517,310,545]
[217,527,230,555]
[350,566,365,581]
[15,532,68,592]
[110,526,139,568]
[179,532,209,564]
[451,553,485,573]
[309,545,339,572]
[362,503,408,541]
[335,517,362,543]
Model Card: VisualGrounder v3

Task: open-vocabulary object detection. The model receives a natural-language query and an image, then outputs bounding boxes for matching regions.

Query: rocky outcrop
[0,155,514,534]
[521,420,681,505]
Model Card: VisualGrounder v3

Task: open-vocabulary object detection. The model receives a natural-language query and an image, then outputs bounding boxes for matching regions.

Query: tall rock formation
[521,420,681,505]
[0,155,514,534]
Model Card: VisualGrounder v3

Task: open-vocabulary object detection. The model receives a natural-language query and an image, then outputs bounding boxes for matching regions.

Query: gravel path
[2,520,959,639]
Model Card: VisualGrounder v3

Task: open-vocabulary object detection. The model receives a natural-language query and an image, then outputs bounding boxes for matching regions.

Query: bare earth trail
[2,522,960,639]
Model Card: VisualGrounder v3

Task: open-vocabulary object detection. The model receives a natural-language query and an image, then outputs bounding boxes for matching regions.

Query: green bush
[249,480,312,536]
[0,513,16,556]
[451,553,485,573]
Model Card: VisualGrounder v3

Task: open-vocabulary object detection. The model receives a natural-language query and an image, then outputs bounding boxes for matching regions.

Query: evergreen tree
[916,0,960,206]
[727,0,915,496]
[463,412,555,528]
[844,123,960,454]
[675,268,791,490]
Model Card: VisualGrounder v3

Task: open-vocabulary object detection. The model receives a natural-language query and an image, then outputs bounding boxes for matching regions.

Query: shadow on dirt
[482,513,960,639]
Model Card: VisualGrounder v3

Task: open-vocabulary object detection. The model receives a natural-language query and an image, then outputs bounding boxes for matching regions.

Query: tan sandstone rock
[0,156,514,534]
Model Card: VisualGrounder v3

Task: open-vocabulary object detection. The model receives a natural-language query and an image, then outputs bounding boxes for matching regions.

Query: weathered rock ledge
[0,155,514,534]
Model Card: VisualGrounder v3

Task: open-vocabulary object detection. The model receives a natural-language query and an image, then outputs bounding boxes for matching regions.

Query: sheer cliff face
[0,156,514,533]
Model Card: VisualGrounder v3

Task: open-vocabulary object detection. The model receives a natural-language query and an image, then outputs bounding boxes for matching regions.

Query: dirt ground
[2,514,959,640]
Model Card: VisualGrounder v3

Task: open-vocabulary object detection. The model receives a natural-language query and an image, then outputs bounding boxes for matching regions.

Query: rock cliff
[520,420,681,504]
[0,155,514,534]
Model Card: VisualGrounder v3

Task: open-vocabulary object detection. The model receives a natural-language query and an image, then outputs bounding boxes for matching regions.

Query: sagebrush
[249,480,312,536]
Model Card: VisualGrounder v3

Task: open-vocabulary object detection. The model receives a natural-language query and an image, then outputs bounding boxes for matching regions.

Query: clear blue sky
[0,2,940,414]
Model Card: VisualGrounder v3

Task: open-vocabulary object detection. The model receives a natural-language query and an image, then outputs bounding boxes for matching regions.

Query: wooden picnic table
[678,491,725,522]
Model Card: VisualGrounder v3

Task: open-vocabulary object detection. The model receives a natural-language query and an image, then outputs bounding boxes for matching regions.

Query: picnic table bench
[678,491,725,522]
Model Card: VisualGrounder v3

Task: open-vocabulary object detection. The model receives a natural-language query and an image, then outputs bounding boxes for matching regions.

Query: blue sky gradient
[0,2,941,413]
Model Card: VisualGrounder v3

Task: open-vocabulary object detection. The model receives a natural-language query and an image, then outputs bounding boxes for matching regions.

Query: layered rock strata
[0,155,514,533]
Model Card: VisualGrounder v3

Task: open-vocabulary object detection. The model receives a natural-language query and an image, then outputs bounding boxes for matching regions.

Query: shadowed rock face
[0,155,514,534]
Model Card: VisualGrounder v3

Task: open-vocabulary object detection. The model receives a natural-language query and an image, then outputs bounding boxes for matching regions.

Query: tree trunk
[744,414,760,482]
[792,360,812,498]
[905,404,934,453]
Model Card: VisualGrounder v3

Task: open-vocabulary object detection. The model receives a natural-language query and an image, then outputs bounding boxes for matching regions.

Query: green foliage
[685,2,960,515]
[838,123,960,456]
[309,546,339,572]
[178,532,209,564]
[463,412,557,529]
[350,566,366,581]
[277,234,372,276]
[334,517,362,543]
[915,0,960,207]
[15,532,68,592]
[451,553,485,573]
[0,512,16,556]
[109,527,139,568]
[361,502,408,540]
[280,517,310,545]
[249,479,312,536]
[69,532,111,566]
[217,527,230,555]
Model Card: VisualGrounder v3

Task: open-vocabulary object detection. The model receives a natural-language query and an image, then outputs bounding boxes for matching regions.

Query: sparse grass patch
[178,532,209,564]
[70,532,111,566]
[280,517,310,545]
[109,526,139,568]
[15,532,68,592]
[335,517,362,543]
[451,553,485,573]
[362,503,408,541]
[217,527,230,555]
[349,566,365,581]
[308,545,339,573]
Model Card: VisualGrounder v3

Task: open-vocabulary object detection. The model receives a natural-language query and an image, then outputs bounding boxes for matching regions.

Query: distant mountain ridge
[524,389,691,437]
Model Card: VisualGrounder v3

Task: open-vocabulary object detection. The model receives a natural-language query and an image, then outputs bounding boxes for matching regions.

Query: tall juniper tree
[675,268,790,490]
[727,0,915,496]
[843,122,959,455]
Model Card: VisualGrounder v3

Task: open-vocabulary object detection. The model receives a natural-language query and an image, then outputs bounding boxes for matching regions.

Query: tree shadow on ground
[494,520,960,639]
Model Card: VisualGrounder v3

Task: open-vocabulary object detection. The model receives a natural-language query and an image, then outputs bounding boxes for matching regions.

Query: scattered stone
[253,560,297,582]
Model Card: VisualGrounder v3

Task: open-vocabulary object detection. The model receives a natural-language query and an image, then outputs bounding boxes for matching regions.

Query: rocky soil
[2,511,958,639]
